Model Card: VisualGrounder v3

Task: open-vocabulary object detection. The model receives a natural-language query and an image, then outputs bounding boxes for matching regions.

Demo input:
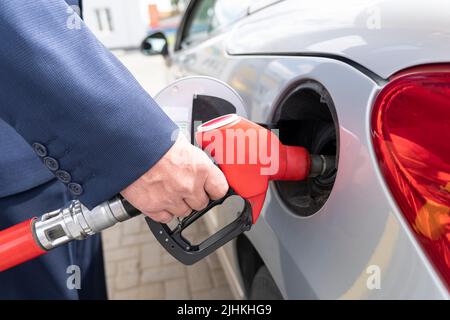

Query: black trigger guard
[145,189,252,265]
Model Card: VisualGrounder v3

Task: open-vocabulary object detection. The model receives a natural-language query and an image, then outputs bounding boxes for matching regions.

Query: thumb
[204,164,229,200]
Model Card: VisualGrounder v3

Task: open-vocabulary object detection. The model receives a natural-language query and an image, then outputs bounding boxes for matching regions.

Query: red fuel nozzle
[195,114,311,223]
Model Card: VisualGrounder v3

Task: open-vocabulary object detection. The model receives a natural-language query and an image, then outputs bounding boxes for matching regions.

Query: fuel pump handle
[145,188,252,265]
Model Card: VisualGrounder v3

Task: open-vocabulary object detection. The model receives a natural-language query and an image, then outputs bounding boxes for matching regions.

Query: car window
[209,0,252,30]
[181,0,252,48]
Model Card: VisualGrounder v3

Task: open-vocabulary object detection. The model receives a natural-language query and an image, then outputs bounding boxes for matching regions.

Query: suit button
[32,143,47,157]
[43,157,59,171]
[55,170,71,183]
[68,183,83,196]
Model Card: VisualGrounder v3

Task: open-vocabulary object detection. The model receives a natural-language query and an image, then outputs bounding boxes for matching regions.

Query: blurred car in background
[141,0,450,299]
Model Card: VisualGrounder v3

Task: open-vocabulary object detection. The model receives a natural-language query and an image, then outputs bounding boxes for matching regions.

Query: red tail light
[372,65,450,291]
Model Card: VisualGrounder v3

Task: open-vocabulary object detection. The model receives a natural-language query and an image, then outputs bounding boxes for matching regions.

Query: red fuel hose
[0,218,46,272]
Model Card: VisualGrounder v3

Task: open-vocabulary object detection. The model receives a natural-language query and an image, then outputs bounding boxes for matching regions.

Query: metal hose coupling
[33,197,136,250]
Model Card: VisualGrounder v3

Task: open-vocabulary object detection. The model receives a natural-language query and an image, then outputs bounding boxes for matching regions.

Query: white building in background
[83,0,176,49]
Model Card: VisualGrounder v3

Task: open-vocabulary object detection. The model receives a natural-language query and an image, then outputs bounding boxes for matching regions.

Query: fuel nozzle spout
[309,154,337,178]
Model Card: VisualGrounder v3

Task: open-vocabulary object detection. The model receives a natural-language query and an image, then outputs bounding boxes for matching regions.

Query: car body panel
[227,0,450,79]
[199,55,448,299]
[164,0,450,299]
[238,56,447,299]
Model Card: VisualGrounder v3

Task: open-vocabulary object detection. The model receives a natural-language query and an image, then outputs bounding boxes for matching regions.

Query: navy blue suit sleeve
[0,0,178,208]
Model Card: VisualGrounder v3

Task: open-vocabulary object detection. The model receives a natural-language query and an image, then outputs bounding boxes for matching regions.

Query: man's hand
[120,134,228,223]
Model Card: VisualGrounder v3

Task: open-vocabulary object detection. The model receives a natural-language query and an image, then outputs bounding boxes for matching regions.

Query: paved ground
[102,51,234,300]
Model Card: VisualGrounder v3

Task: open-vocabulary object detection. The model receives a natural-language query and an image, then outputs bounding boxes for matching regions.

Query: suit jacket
[0,0,177,209]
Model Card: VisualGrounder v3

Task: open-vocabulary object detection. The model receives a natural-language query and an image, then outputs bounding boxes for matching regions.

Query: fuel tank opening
[272,80,339,217]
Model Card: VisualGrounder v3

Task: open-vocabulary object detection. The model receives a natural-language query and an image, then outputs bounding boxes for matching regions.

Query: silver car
[142,0,450,299]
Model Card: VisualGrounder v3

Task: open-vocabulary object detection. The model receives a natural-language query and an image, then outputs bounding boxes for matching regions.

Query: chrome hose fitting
[33,197,135,250]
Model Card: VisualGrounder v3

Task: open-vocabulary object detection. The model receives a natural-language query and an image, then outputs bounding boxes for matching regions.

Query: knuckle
[200,198,210,209]
[170,203,191,217]
[182,208,192,217]
[145,212,160,221]
[172,210,184,218]
[197,162,211,176]
[191,202,204,211]
[218,184,228,196]
[178,181,194,194]
[188,194,210,211]
[188,202,200,211]
[147,211,173,224]
[159,214,173,224]
[212,179,228,194]
[161,217,172,224]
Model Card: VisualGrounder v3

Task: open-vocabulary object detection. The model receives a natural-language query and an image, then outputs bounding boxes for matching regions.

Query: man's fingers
[145,210,173,223]
[185,191,210,211]
[167,200,192,217]
[204,165,229,200]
